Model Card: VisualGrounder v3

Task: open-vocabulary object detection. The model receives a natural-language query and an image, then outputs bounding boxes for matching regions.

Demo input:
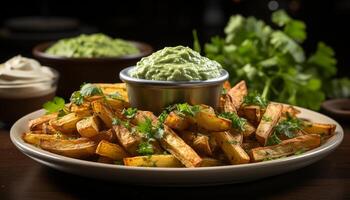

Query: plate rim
[10,106,344,172]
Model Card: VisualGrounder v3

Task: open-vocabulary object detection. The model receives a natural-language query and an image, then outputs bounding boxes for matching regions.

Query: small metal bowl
[119,66,229,114]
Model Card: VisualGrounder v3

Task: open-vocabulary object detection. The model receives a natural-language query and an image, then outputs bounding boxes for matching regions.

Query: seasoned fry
[227,80,248,110]
[106,98,130,110]
[113,124,141,155]
[195,106,231,131]
[238,105,264,126]
[95,140,128,160]
[49,113,82,134]
[255,103,283,145]
[303,122,336,137]
[91,101,115,128]
[131,110,158,125]
[42,123,59,135]
[29,113,58,131]
[250,134,321,162]
[242,140,261,152]
[23,132,59,145]
[281,104,300,117]
[223,94,237,113]
[159,125,202,168]
[214,131,250,164]
[70,102,92,117]
[76,116,101,138]
[124,154,183,167]
[179,131,212,156]
[90,129,116,143]
[200,157,224,167]
[164,111,190,131]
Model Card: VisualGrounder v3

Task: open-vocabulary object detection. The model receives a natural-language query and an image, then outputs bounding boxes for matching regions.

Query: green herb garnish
[262,115,272,122]
[106,92,123,100]
[267,114,303,145]
[176,103,200,117]
[70,83,104,105]
[243,91,269,108]
[43,97,69,117]
[122,107,138,119]
[219,112,247,132]
[137,141,154,155]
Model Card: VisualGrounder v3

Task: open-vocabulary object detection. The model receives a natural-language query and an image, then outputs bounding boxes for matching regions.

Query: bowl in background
[0,68,59,125]
[120,66,229,114]
[33,41,153,98]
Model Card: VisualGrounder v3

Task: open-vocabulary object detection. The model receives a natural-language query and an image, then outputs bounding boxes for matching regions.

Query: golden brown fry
[49,113,82,134]
[95,140,128,160]
[106,98,130,110]
[42,123,59,135]
[195,106,231,131]
[164,111,190,131]
[179,131,212,156]
[76,116,101,138]
[227,80,248,110]
[242,140,261,152]
[70,102,92,117]
[113,124,141,155]
[200,157,224,167]
[250,134,321,162]
[39,137,97,159]
[91,101,115,128]
[238,105,264,126]
[213,131,250,164]
[303,122,336,137]
[131,110,158,125]
[90,129,116,143]
[123,154,183,167]
[29,113,58,131]
[94,83,128,101]
[23,132,58,145]
[281,104,300,117]
[223,94,237,113]
[255,103,283,145]
[159,125,202,168]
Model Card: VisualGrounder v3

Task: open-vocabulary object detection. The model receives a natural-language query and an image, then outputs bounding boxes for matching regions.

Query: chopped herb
[106,92,122,100]
[137,141,154,155]
[112,117,131,129]
[222,88,227,95]
[43,97,68,117]
[262,116,272,122]
[219,112,247,132]
[112,118,121,126]
[243,91,269,108]
[122,107,138,119]
[136,117,154,139]
[267,114,303,145]
[226,140,239,145]
[70,91,84,105]
[157,110,169,125]
[175,103,200,117]
[80,83,104,97]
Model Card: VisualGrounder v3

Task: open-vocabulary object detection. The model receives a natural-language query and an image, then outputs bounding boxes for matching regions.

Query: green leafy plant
[43,97,69,117]
[219,112,247,132]
[199,10,347,110]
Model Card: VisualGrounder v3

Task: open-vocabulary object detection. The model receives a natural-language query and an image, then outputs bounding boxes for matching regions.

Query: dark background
[0,0,349,76]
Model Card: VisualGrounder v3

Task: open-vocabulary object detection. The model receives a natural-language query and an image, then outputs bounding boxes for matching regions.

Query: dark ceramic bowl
[321,98,350,121]
[33,41,153,98]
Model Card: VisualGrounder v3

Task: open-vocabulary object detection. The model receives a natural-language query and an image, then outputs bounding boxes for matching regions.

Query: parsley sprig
[219,112,247,132]
[43,97,69,117]
[243,91,269,108]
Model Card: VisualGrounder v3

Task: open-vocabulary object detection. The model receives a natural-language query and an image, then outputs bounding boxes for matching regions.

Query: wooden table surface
[1,122,349,200]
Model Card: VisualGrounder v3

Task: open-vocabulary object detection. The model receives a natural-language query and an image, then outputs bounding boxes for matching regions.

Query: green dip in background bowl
[45,33,140,58]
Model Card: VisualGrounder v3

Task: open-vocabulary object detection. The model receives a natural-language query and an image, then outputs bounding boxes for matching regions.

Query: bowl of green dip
[120,46,228,114]
[33,33,153,97]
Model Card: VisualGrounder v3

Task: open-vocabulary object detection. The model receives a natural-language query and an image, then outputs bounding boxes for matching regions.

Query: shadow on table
[42,163,325,199]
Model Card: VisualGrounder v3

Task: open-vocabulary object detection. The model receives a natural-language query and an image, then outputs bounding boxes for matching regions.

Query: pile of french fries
[23,81,337,168]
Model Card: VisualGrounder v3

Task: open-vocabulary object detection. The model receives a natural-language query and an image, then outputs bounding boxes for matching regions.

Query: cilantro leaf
[243,91,269,108]
[137,141,154,155]
[122,107,138,119]
[219,112,246,132]
[70,91,84,105]
[176,103,200,117]
[43,97,66,114]
[80,83,104,97]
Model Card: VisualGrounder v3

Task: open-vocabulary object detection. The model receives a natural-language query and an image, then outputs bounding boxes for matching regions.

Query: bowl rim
[32,40,153,61]
[119,66,229,86]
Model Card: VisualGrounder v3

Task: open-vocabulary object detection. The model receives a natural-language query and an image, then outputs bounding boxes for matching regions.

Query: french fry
[159,125,202,167]
[76,116,101,138]
[106,98,130,110]
[123,154,183,167]
[255,103,283,145]
[238,105,264,126]
[242,140,261,152]
[241,122,256,138]
[23,132,58,145]
[179,131,212,156]
[214,131,250,164]
[303,122,336,137]
[70,102,92,117]
[164,111,191,131]
[92,101,115,128]
[200,157,224,167]
[131,110,158,125]
[195,106,231,131]
[223,94,237,113]
[227,80,248,110]
[95,140,128,160]
[281,104,300,117]
[49,113,82,134]
[29,113,58,131]
[39,137,97,159]
[113,124,141,155]
[90,129,116,143]
[42,123,59,135]
[250,134,321,162]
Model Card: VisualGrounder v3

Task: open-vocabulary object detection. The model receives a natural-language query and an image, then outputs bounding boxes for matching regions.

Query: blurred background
[0,0,349,76]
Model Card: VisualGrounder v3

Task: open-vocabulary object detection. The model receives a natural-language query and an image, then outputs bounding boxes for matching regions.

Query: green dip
[46,33,140,58]
[130,46,222,81]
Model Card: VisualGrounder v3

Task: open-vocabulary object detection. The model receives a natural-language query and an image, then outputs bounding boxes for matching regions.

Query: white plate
[10,107,344,186]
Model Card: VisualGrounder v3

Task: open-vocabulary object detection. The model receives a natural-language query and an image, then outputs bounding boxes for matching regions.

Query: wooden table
[1,123,349,200]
